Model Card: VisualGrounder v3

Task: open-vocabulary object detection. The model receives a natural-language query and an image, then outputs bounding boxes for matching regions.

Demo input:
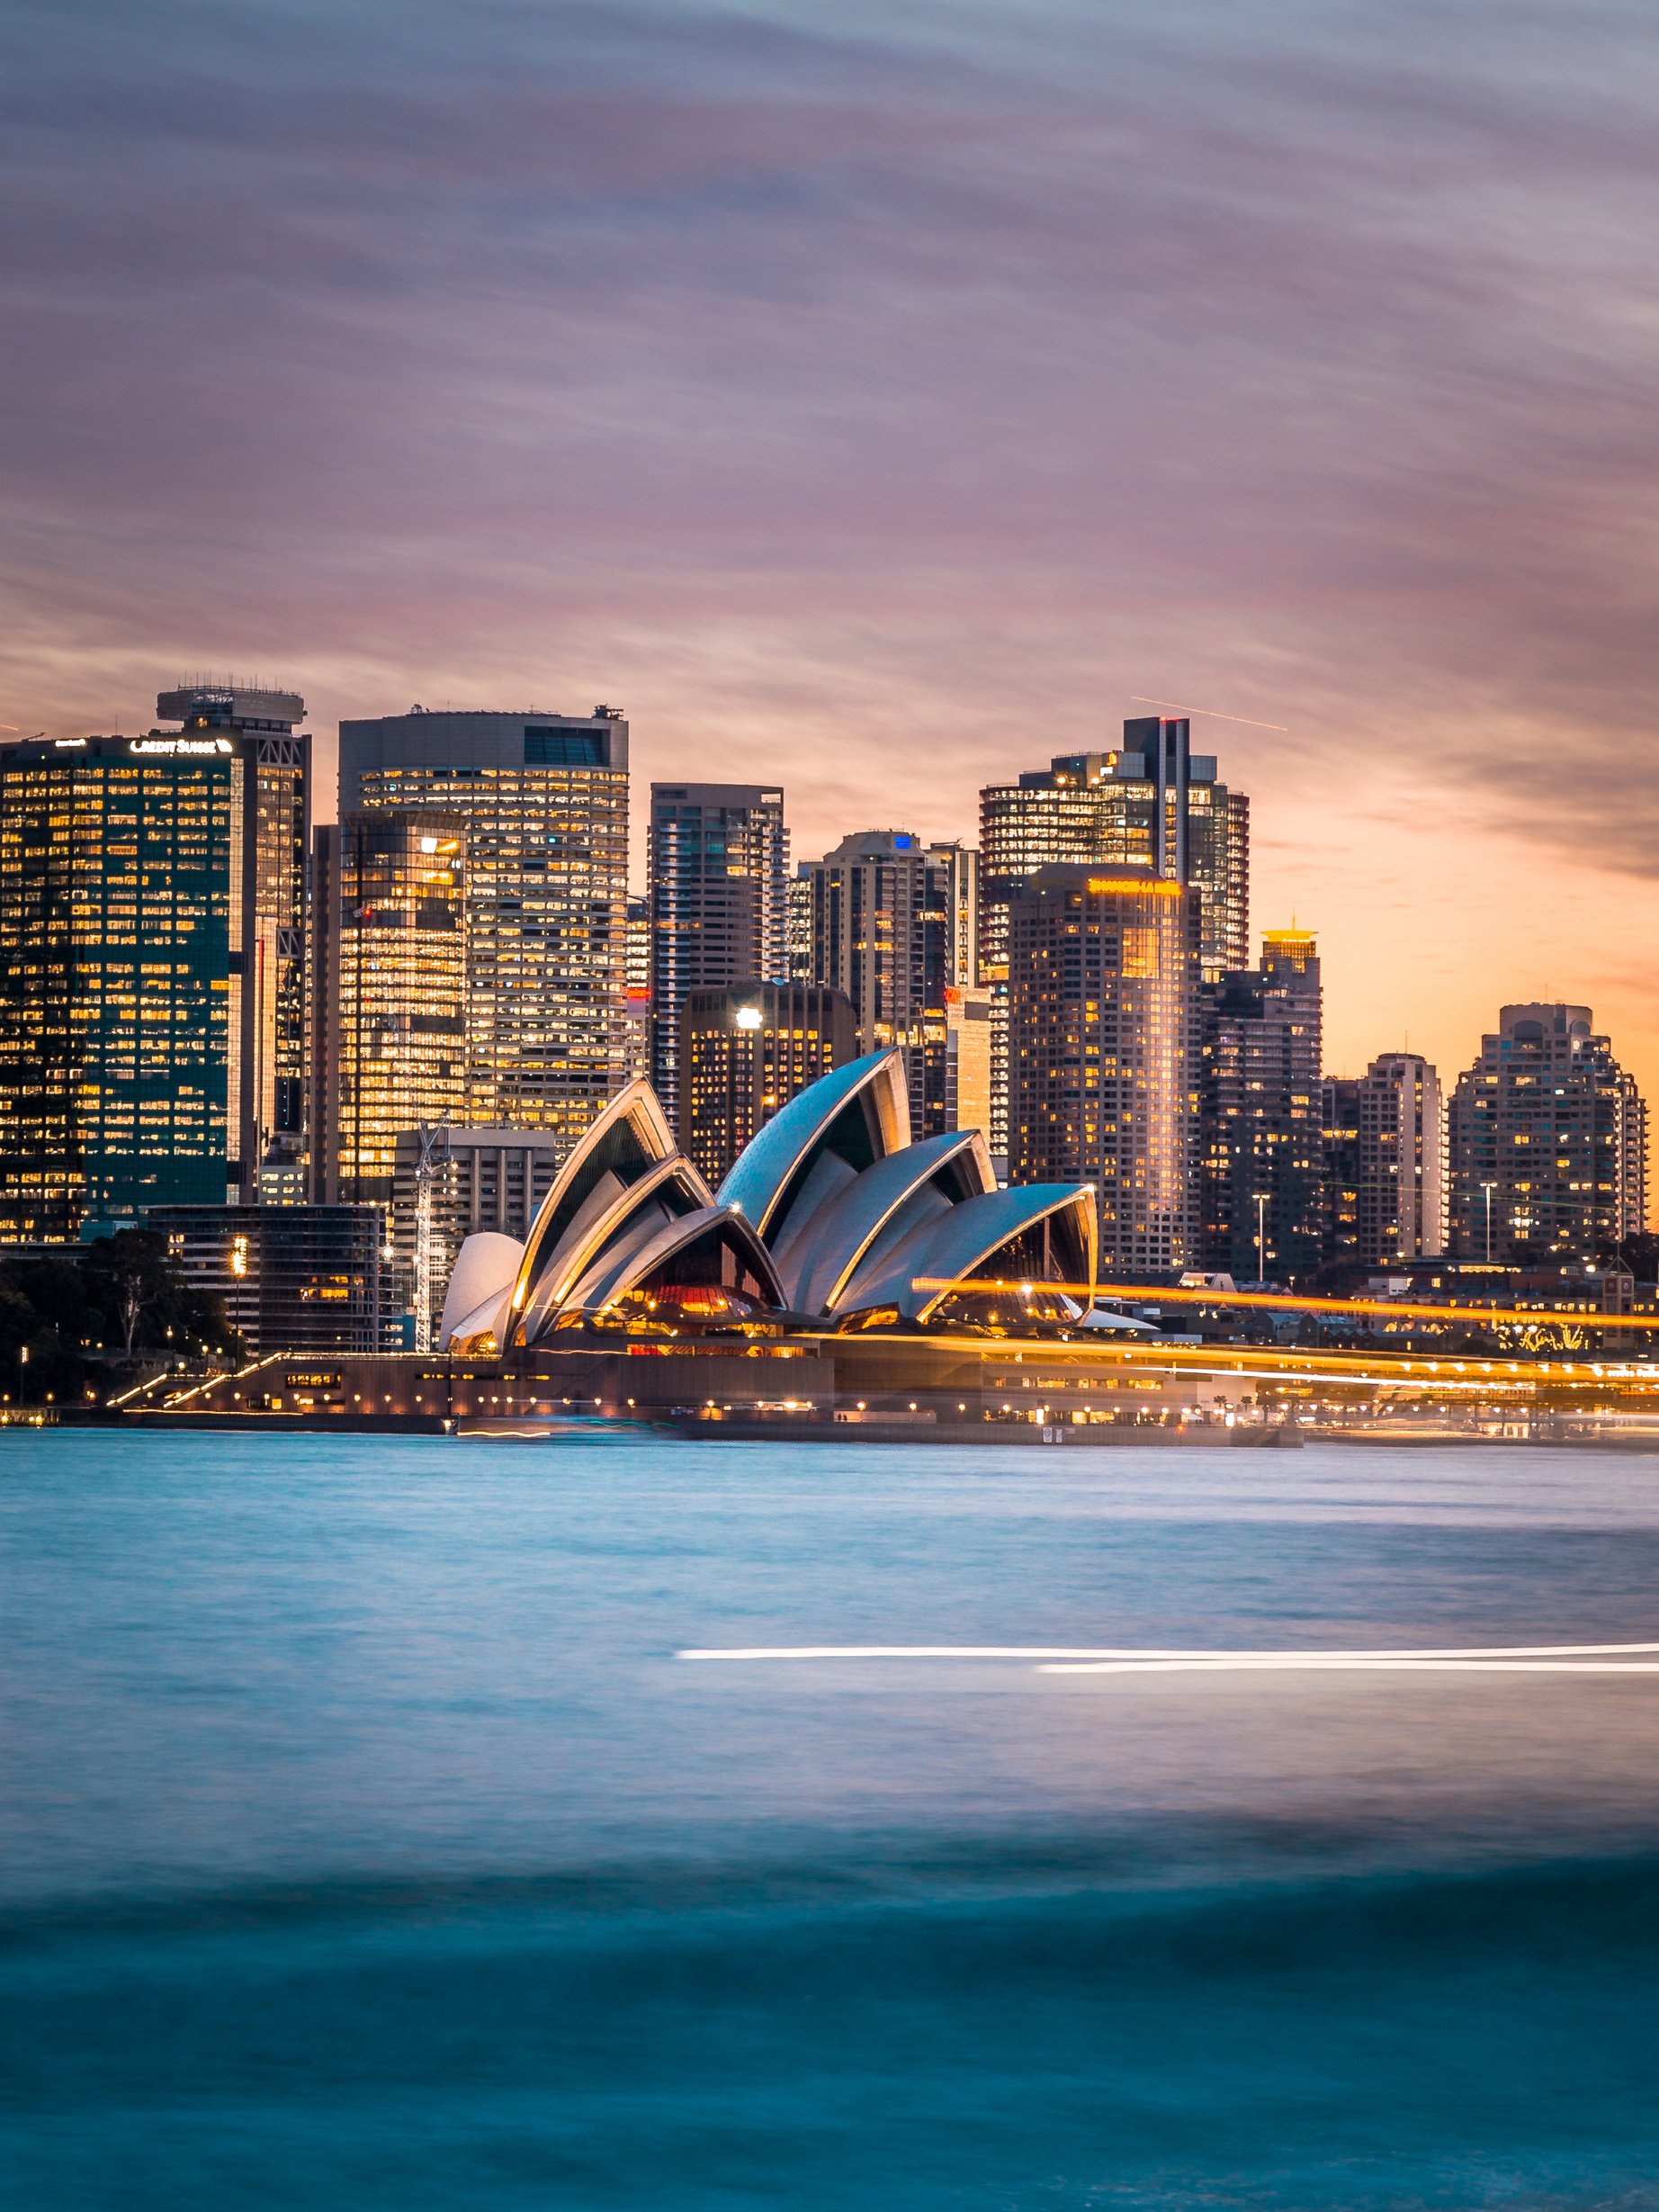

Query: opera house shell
[438,1049,1097,1353]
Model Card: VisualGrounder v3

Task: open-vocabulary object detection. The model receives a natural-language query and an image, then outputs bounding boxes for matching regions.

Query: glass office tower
[0,687,311,1241]
[648,784,788,1138]
[681,979,857,1184]
[981,717,1247,1160]
[315,811,469,1205]
[796,830,979,1141]
[338,707,630,1156]
[0,733,235,1236]
[1007,867,1203,1272]
[153,685,311,1202]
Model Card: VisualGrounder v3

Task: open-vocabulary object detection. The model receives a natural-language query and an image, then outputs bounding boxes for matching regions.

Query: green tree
[79,1230,241,1360]
[78,1230,169,1354]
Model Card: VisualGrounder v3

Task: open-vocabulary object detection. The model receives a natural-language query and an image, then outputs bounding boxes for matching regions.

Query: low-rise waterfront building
[148,1203,393,1353]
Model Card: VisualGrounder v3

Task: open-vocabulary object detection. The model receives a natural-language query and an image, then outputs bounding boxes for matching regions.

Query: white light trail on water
[677,1642,1659,1665]
[1041,1658,1659,1676]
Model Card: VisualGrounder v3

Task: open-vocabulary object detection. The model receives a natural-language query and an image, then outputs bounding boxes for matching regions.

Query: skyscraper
[0,685,311,1239]
[1320,1076,1362,1266]
[159,685,312,1202]
[797,830,979,1139]
[1007,868,1202,1272]
[312,812,468,1205]
[1321,1055,1446,1269]
[0,733,232,1238]
[1199,929,1323,1281]
[980,717,1248,1156]
[1359,1053,1445,1263]
[623,894,651,1081]
[337,707,630,1155]
[681,980,857,1184]
[648,784,787,1136]
[785,869,815,985]
[1448,1004,1646,1265]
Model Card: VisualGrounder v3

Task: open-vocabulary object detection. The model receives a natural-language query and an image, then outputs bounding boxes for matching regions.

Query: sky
[4,0,1658,1092]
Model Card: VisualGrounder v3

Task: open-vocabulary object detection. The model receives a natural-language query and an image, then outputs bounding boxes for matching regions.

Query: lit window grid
[359,765,629,1142]
[979,773,1248,1156]
[647,793,790,1131]
[1008,879,1203,1270]
[1446,1021,1647,1264]
[0,752,236,1236]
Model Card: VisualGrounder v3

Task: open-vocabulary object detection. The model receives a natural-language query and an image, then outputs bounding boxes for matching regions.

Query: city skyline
[9,669,1646,1113]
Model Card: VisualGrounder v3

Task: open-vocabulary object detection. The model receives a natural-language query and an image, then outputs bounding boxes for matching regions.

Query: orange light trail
[850,1326,1659,1397]
[917,1279,1659,1331]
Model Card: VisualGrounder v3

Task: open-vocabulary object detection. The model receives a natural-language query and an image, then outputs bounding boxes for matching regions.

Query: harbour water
[4,1431,1659,2208]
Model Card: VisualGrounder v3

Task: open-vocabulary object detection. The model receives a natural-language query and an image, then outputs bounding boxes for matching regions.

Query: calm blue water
[4,1432,1659,2208]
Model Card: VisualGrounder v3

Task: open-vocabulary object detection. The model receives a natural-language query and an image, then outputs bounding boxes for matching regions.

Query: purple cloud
[4,0,1659,1082]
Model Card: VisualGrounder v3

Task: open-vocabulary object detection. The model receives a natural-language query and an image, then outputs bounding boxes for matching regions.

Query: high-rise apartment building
[980,717,1248,1155]
[797,831,978,1140]
[1324,1057,1448,1272]
[1007,868,1202,1272]
[648,784,787,1136]
[785,870,815,985]
[1199,929,1323,1281]
[681,980,857,1185]
[337,707,630,1155]
[0,686,311,1239]
[1359,1054,1445,1263]
[1321,1077,1362,1266]
[311,812,467,1205]
[1448,1004,1646,1265]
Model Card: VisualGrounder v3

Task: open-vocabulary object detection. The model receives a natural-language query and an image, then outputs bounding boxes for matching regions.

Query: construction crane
[411,1122,449,1353]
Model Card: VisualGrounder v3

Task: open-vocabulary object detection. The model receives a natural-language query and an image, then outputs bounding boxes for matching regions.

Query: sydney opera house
[154,1053,1171,1434]
[439,1048,1098,1351]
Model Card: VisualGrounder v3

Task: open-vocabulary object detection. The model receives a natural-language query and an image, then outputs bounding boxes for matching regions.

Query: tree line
[0,1232,240,1406]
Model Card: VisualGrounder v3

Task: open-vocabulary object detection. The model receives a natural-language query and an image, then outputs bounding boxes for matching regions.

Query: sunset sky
[4,0,1657,1094]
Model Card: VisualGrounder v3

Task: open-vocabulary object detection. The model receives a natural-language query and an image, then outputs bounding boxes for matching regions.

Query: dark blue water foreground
[4,1434,1659,2208]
